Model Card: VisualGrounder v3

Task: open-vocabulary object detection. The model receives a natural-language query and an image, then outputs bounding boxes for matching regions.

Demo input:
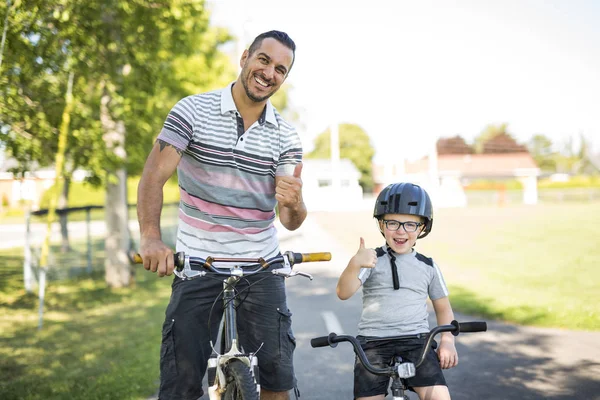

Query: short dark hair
[248,30,296,72]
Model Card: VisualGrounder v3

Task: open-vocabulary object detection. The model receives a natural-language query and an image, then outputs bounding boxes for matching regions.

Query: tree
[307,123,375,192]
[527,134,556,172]
[0,0,236,287]
[473,123,527,154]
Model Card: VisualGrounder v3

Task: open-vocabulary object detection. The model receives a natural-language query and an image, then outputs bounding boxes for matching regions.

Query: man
[137,30,306,400]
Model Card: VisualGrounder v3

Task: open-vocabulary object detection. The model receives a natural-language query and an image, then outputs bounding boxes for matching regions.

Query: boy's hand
[437,337,458,369]
[354,237,377,268]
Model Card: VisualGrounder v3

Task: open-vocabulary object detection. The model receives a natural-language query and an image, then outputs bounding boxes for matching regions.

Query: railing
[23,202,179,291]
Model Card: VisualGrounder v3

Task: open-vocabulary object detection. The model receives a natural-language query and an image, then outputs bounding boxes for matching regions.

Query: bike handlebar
[132,250,332,276]
[310,320,487,375]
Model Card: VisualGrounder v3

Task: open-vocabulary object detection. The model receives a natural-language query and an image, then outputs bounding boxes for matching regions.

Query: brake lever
[293,271,313,280]
[271,269,313,280]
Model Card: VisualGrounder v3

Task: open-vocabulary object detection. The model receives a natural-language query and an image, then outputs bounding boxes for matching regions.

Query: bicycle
[133,250,331,400]
[310,320,487,400]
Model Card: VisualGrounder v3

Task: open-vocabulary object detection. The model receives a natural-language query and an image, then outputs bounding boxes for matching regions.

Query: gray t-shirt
[357,245,449,337]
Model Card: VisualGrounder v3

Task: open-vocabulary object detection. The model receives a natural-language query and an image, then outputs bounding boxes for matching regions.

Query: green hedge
[538,175,600,189]
[464,179,523,191]
[39,176,180,209]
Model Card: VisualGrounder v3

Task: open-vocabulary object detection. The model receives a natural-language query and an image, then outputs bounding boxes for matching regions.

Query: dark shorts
[158,265,297,400]
[353,336,446,399]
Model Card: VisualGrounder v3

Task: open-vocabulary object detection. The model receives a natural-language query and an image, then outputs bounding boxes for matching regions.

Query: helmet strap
[386,246,400,290]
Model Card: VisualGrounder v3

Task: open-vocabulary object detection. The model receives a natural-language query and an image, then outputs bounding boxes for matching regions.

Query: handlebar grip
[458,321,487,333]
[130,251,185,271]
[293,252,332,264]
[310,336,332,348]
[132,253,143,264]
[310,332,339,348]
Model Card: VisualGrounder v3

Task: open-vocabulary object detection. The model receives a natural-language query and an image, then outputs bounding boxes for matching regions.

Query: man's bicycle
[310,320,487,400]
[134,250,331,400]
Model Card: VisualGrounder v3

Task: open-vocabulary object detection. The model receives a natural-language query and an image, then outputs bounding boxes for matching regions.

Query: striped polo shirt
[157,83,303,277]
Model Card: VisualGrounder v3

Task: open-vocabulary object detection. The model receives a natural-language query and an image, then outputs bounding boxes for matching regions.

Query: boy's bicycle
[310,320,487,400]
[133,250,331,400]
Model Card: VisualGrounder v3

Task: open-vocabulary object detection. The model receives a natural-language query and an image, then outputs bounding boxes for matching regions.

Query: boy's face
[379,213,425,254]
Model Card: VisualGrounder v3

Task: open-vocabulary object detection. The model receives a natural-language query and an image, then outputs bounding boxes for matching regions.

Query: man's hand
[353,237,377,268]
[139,237,175,277]
[275,162,303,210]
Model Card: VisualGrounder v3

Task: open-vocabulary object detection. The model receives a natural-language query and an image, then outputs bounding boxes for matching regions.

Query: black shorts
[353,336,447,399]
[158,265,297,400]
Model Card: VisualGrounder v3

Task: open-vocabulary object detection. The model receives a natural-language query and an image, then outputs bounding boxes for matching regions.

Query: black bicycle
[134,250,331,400]
[310,320,487,400]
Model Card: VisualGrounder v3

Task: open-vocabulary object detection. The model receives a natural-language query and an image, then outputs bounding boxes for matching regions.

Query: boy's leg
[354,339,395,400]
[413,385,451,400]
[236,271,296,396]
[158,277,223,400]
[401,339,448,400]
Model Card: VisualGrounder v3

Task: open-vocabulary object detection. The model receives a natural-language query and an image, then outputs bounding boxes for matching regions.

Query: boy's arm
[432,296,458,369]
[336,238,377,300]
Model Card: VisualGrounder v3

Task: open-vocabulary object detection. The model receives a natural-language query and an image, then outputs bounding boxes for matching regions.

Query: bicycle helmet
[373,182,433,238]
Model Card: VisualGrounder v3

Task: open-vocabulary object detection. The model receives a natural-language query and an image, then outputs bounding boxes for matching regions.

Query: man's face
[240,38,294,103]
[379,213,425,254]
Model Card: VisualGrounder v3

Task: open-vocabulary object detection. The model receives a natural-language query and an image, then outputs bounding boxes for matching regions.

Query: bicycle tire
[222,359,259,400]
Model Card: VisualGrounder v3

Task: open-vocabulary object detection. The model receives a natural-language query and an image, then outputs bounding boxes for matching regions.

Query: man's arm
[278,200,307,231]
[275,162,307,230]
[137,140,183,276]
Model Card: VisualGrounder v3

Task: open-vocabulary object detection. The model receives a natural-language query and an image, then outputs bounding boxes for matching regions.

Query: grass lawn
[0,246,173,400]
[311,202,600,331]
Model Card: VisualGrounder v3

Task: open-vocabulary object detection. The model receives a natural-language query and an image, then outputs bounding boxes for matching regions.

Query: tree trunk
[59,177,71,252]
[101,85,132,288]
[104,164,132,287]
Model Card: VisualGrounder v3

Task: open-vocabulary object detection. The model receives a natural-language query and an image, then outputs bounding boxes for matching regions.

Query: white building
[301,158,364,212]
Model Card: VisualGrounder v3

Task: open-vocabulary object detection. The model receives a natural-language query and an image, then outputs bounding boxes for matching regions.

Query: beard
[241,67,274,103]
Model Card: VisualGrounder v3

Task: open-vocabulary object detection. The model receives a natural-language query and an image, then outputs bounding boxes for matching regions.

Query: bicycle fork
[390,356,415,400]
[207,276,260,400]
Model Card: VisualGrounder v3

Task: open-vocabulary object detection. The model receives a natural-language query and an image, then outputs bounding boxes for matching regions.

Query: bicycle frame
[311,320,487,400]
[207,272,261,400]
[132,250,331,400]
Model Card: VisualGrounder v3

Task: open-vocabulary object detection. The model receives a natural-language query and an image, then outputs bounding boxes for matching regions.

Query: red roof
[405,153,539,177]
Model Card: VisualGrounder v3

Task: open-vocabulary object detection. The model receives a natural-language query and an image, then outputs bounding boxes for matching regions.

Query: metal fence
[23,202,179,291]
[464,188,600,206]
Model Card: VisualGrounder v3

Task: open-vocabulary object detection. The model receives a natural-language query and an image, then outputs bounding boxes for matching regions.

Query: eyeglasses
[382,219,424,233]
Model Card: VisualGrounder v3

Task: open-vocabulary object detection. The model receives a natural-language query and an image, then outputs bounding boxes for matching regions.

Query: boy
[337,182,458,400]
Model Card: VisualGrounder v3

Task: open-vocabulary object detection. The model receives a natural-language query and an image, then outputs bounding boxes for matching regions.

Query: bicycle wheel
[222,359,259,400]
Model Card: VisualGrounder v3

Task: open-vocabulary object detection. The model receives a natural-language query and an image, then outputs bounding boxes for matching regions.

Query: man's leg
[158,277,223,400]
[237,271,297,397]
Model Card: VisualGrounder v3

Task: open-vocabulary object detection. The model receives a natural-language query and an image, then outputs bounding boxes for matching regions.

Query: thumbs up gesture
[355,237,377,268]
[275,162,304,209]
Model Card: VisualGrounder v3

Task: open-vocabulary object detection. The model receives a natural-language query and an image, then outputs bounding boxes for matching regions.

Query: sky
[207,0,600,162]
